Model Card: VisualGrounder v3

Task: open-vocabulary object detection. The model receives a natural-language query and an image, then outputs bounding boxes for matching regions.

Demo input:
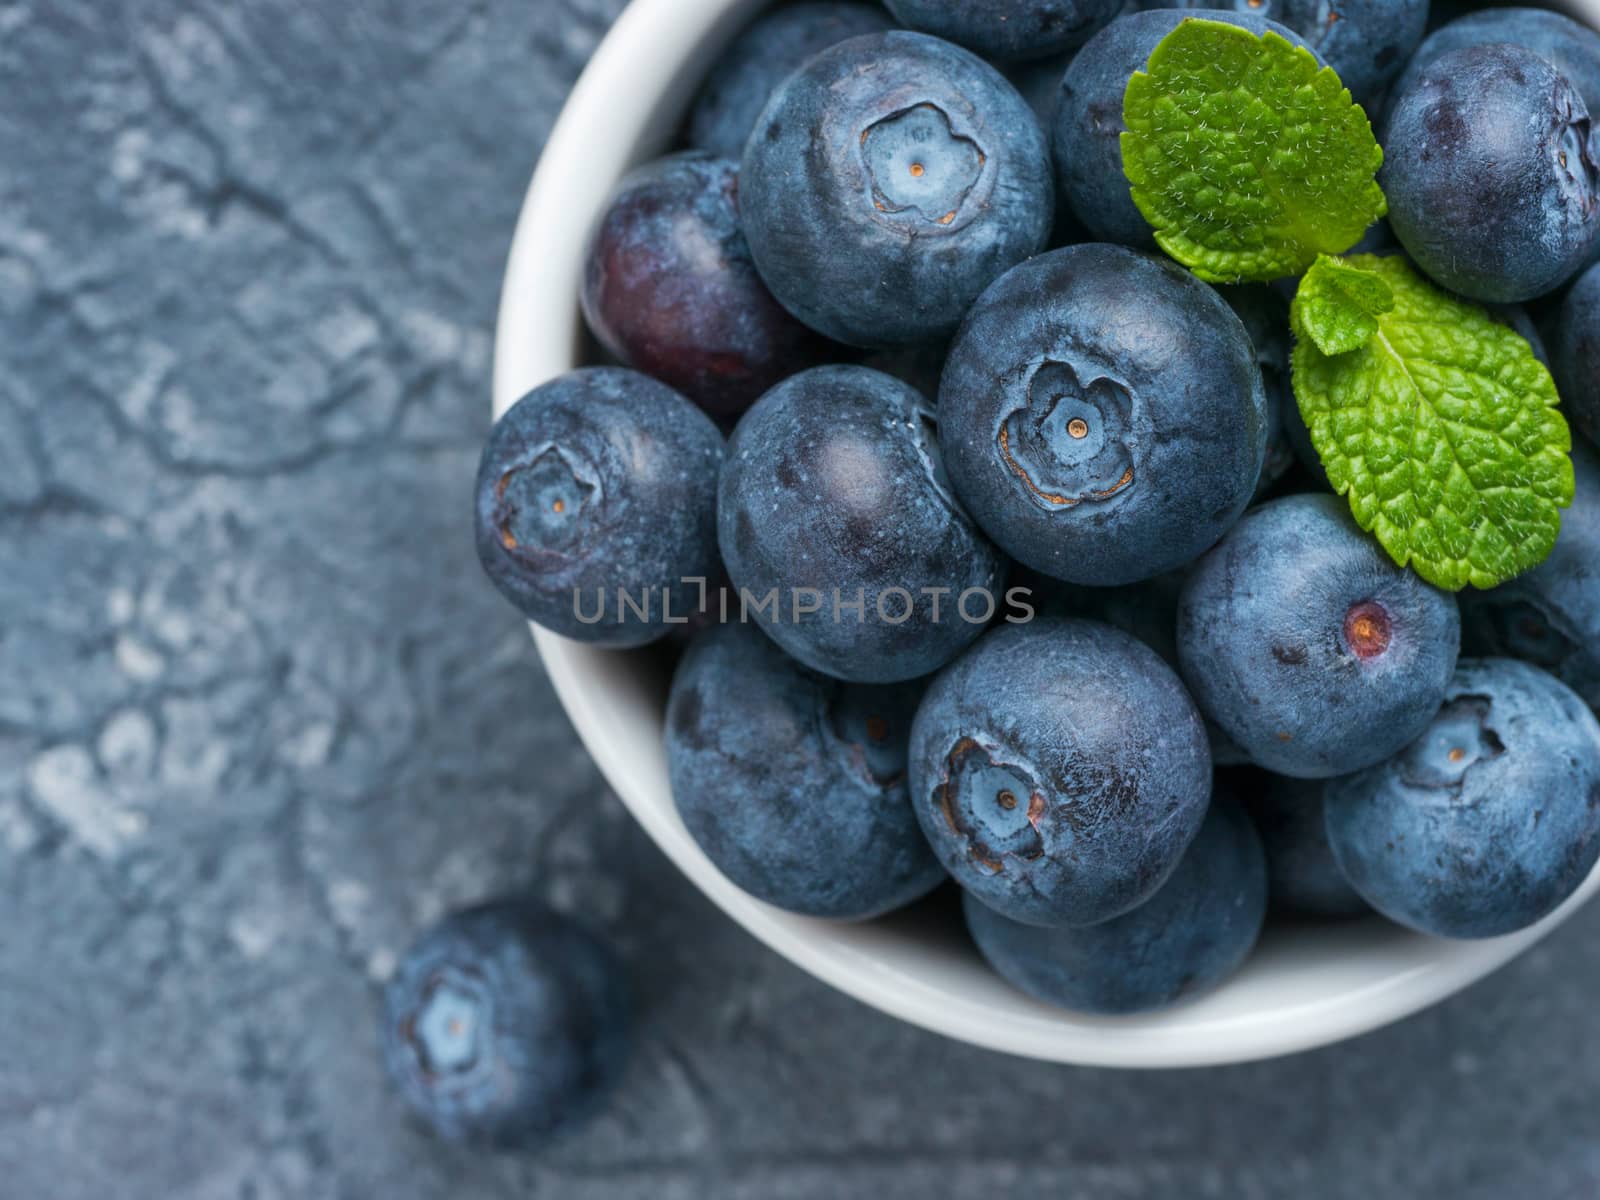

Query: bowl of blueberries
[486,0,1600,1067]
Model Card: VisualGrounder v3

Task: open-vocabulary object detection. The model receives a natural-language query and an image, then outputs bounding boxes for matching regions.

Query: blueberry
[940,244,1267,586]
[1133,1,1426,105]
[884,0,1125,62]
[1325,659,1600,939]
[909,617,1213,927]
[1382,44,1600,304]
[580,153,835,421]
[1177,494,1462,779]
[1054,10,1316,246]
[963,799,1266,1013]
[1462,438,1600,712]
[1392,7,1600,121]
[475,368,723,647]
[1217,285,1296,501]
[718,365,1005,683]
[1235,770,1369,918]
[666,622,946,918]
[687,2,896,159]
[740,31,1053,348]
[1554,259,1600,447]
[381,901,630,1147]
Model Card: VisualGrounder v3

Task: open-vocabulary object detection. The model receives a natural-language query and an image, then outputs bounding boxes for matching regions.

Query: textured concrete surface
[2,2,1598,1197]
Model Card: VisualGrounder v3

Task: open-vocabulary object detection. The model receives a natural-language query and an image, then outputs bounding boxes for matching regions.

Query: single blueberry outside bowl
[493,0,1600,1067]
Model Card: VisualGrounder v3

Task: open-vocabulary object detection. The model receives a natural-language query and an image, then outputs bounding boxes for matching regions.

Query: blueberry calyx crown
[1553,93,1599,219]
[861,103,984,227]
[997,360,1136,511]
[826,686,910,789]
[404,965,493,1082]
[1397,695,1507,792]
[492,444,598,558]
[932,737,1047,874]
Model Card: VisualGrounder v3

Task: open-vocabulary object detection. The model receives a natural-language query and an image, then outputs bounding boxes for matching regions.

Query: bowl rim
[493,0,1600,1068]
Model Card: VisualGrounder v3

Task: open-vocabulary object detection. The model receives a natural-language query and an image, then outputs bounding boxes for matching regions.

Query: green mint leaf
[1291,254,1575,592]
[1291,254,1395,355]
[1121,19,1387,284]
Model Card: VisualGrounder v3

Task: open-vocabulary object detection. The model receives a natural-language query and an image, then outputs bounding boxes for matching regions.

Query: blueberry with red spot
[884,0,1125,63]
[475,368,723,647]
[718,365,1005,683]
[666,622,946,919]
[687,2,897,159]
[740,31,1054,348]
[1325,659,1600,938]
[580,152,835,421]
[1382,43,1600,303]
[381,901,630,1147]
[964,797,1266,1013]
[1177,494,1461,778]
[909,617,1213,927]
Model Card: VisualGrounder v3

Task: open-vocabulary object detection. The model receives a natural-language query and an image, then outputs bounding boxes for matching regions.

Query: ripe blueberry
[740,31,1053,348]
[1134,1,1426,105]
[381,901,630,1147]
[1218,285,1297,501]
[884,0,1125,63]
[1554,260,1600,449]
[475,369,723,647]
[1177,494,1461,779]
[1326,659,1600,939]
[667,622,947,919]
[964,799,1267,1013]
[940,244,1267,586]
[1054,9,1316,246]
[1392,7,1600,121]
[909,617,1213,927]
[1383,44,1600,303]
[718,365,1005,683]
[1234,769,1369,919]
[1462,438,1600,713]
[581,152,835,421]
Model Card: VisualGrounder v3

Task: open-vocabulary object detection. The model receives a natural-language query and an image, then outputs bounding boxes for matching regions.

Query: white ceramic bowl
[495,0,1600,1067]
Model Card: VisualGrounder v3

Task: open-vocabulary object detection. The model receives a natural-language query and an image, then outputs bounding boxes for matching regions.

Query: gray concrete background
[1,2,1596,1196]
